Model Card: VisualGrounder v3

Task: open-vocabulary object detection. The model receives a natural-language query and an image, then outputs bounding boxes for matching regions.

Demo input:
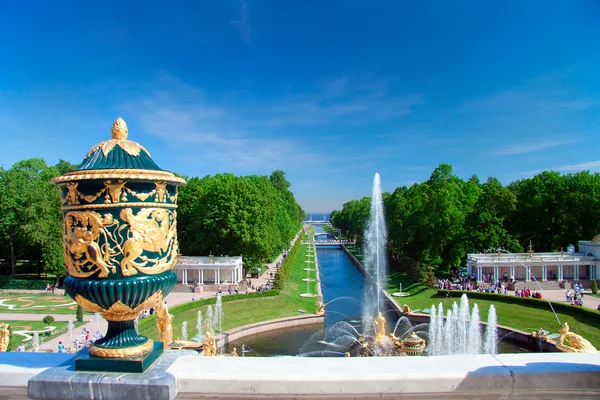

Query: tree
[177,171,304,271]
[0,158,67,280]
[76,304,84,322]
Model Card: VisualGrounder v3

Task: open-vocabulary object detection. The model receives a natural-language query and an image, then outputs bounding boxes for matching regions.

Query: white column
[574,264,579,281]
[558,265,563,280]
[201,269,204,285]
[183,269,188,285]
[542,265,547,281]
[510,266,515,280]
[493,266,498,281]
[231,270,234,283]
[216,269,220,284]
[526,266,531,282]
[477,266,482,282]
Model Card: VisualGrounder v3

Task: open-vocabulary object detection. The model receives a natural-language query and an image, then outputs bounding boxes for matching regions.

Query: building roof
[175,255,243,269]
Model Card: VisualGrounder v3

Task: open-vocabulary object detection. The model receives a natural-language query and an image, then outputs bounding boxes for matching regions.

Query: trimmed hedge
[273,231,304,290]
[437,290,600,320]
[0,279,54,290]
[138,289,280,332]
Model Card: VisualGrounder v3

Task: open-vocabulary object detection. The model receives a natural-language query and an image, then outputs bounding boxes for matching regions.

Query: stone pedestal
[28,350,194,400]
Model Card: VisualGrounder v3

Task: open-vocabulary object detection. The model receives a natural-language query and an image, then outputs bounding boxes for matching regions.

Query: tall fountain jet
[363,173,388,329]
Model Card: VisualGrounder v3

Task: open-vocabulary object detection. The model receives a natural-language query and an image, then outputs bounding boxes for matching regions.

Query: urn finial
[111,117,128,140]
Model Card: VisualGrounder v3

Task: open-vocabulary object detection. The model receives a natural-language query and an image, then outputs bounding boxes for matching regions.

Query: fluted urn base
[90,320,154,358]
[65,272,176,359]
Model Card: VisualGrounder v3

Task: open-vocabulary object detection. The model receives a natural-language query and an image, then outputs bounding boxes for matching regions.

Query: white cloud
[518,160,600,176]
[491,139,578,156]
[119,73,422,171]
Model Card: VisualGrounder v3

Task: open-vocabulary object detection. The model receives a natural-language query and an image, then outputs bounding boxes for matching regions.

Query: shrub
[592,280,598,295]
[0,279,54,290]
[75,304,84,322]
[273,231,304,290]
[42,316,55,325]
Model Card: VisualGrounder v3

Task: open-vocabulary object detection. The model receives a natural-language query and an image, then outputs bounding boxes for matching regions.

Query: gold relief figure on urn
[51,118,186,365]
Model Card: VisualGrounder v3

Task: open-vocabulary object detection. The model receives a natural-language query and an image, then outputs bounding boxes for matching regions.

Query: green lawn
[0,293,81,314]
[383,272,600,348]
[139,231,320,341]
[4,320,68,350]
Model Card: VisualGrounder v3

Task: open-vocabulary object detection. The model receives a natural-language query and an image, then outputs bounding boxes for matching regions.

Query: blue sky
[1,1,600,213]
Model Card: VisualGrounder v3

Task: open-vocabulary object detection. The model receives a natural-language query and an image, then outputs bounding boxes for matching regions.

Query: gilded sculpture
[0,323,10,352]
[63,211,116,278]
[202,324,217,356]
[315,301,325,316]
[555,322,597,353]
[119,208,178,276]
[63,207,178,279]
[373,312,386,343]
[156,300,174,349]
[76,290,163,322]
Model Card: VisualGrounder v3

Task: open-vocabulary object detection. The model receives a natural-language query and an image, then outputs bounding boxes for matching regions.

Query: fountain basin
[302,278,316,282]
[299,293,318,298]
[391,292,410,297]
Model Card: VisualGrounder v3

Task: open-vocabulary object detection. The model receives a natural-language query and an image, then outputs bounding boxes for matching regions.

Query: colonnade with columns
[174,255,244,285]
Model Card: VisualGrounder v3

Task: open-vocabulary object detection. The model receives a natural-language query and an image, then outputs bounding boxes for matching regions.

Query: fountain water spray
[427,294,498,356]
[33,331,39,352]
[196,310,203,338]
[484,305,497,354]
[68,320,74,340]
[182,321,188,341]
[206,305,214,332]
[363,173,387,325]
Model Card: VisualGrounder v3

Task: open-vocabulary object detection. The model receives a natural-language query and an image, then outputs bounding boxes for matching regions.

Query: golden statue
[402,304,412,315]
[555,322,597,353]
[373,312,386,343]
[202,323,216,356]
[155,302,173,349]
[230,347,238,357]
[315,302,325,316]
[0,323,10,352]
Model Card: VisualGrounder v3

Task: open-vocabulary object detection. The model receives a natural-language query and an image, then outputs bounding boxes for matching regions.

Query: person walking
[57,341,65,353]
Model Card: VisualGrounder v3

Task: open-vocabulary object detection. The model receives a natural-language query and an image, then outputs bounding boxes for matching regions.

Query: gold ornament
[75,290,163,321]
[555,322,597,353]
[0,323,10,352]
[314,302,325,316]
[111,117,128,140]
[53,170,186,186]
[202,324,217,356]
[156,300,173,350]
[89,338,154,358]
[61,202,177,212]
[119,208,178,276]
[62,208,178,278]
[373,312,386,343]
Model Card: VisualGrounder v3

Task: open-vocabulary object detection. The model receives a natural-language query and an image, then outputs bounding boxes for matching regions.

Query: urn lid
[51,118,185,186]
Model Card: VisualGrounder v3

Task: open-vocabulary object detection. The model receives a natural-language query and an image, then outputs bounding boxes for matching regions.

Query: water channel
[226,224,529,356]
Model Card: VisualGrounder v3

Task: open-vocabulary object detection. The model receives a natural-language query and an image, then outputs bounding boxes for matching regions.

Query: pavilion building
[467,239,600,288]
[173,255,244,286]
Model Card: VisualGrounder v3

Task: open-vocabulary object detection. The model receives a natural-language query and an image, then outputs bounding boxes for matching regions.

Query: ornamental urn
[51,118,186,359]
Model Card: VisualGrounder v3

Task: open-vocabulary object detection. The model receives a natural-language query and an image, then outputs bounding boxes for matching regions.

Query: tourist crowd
[565,283,586,307]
